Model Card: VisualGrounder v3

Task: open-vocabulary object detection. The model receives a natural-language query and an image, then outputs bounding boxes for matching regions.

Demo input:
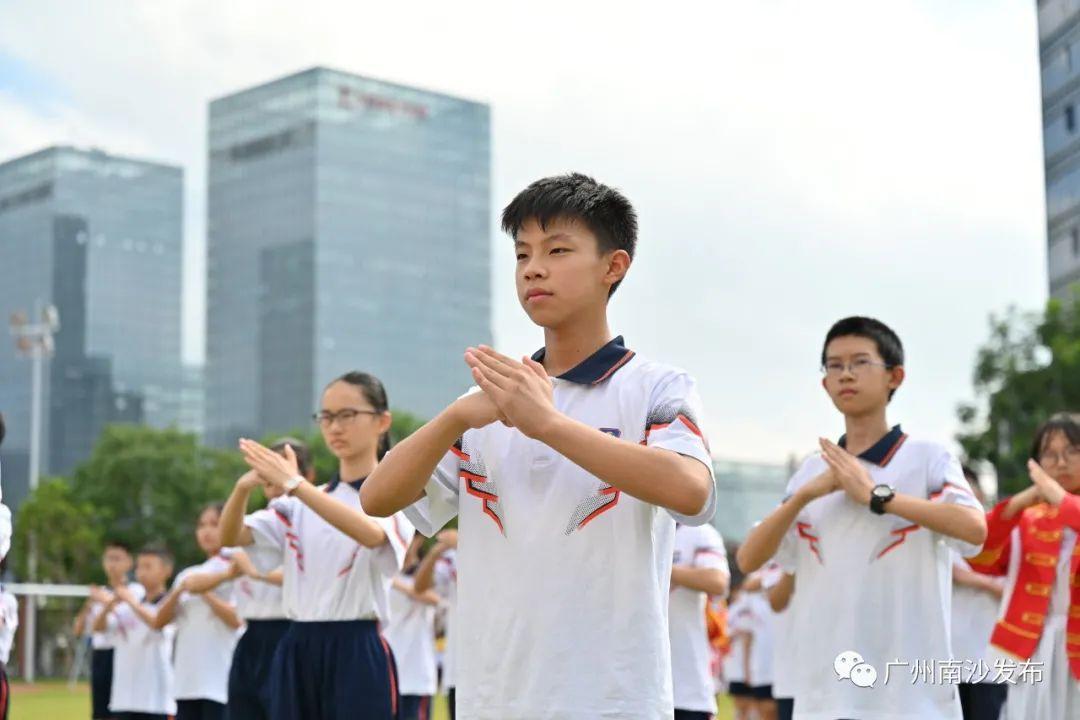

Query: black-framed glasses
[312,408,382,426]
[821,358,892,378]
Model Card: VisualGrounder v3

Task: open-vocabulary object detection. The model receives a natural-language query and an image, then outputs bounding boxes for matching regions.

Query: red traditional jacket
[967,493,1080,679]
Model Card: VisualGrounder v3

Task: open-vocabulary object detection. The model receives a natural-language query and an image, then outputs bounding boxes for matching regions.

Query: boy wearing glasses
[736,316,987,720]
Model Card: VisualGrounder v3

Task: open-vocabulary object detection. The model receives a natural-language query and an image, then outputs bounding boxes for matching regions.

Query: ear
[380,411,393,436]
[889,366,905,391]
[821,377,828,393]
[604,249,631,288]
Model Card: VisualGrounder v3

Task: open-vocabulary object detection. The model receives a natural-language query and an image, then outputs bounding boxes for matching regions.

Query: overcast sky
[0,0,1049,463]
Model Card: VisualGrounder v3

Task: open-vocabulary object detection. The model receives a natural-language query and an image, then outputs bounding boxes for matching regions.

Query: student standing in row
[361,174,717,719]
[411,529,458,719]
[737,317,987,720]
[969,413,1080,720]
[74,541,139,720]
[98,546,176,720]
[385,535,442,720]
[187,439,301,720]
[669,521,729,720]
[226,371,412,720]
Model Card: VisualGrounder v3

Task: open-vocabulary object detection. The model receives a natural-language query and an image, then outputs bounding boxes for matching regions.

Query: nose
[521,255,547,282]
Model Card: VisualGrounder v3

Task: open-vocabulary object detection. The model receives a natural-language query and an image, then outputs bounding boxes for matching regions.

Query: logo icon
[835,650,877,689]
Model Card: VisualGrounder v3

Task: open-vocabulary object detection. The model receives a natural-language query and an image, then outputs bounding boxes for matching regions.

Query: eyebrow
[825,352,874,362]
[515,232,575,247]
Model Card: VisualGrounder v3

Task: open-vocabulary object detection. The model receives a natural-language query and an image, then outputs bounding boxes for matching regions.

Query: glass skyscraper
[1038,1,1080,297]
[206,67,491,445]
[0,146,183,507]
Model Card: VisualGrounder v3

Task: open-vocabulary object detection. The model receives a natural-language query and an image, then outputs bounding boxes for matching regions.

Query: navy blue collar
[530,335,636,386]
[838,425,908,467]
[326,473,366,493]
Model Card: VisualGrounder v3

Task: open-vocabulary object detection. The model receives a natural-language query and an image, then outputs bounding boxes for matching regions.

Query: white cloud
[0,0,1048,461]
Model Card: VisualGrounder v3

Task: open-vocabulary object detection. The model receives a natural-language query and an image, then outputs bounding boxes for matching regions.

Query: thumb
[284,443,298,471]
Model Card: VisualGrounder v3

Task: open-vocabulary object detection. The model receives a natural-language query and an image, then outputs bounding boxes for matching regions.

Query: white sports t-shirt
[0,588,17,665]
[669,523,729,713]
[434,550,458,690]
[728,590,775,687]
[108,588,177,716]
[172,554,240,703]
[232,517,285,620]
[404,338,717,720]
[761,563,796,699]
[950,550,1002,675]
[87,582,146,650]
[245,477,412,622]
[773,427,982,720]
[722,595,747,685]
[383,575,438,696]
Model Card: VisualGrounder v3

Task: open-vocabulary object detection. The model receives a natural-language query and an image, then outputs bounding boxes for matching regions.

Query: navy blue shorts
[175,699,225,720]
[91,648,114,719]
[228,619,290,720]
[398,695,431,720]
[270,620,399,720]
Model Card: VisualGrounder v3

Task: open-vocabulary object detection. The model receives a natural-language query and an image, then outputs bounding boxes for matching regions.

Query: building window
[1067,105,1077,133]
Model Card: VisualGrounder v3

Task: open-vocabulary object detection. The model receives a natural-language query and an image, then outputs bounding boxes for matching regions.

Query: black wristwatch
[869,484,895,515]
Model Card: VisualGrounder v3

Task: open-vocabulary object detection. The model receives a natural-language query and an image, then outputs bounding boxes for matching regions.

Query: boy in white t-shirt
[669,522,729,720]
[361,174,717,720]
[73,540,138,720]
[99,545,176,720]
[737,317,988,720]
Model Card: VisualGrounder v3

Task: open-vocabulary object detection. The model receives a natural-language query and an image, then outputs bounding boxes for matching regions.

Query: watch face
[872,485,893,499]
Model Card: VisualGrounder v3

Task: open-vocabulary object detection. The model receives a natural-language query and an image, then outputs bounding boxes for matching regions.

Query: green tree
[958,291,1080,495]
[11,477,101,583]
[65,425,247,571]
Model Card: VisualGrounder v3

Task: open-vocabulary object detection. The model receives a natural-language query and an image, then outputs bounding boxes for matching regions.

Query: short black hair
[271,437,313,477]
[821,317,904,400]
[1030,412,1080,462]
[104,539,132,555]
[0,412,5,447]
[501,173,638,296]
[138,544,174,565]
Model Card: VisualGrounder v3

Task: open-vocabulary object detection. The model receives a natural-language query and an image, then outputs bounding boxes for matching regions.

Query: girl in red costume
[969,412,1080,719]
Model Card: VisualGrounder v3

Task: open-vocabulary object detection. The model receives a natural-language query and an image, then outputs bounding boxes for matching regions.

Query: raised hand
[818,438,874,506]
[1027,460,1067,506]
[797,468,841,503]
[449,389,504,431]
[436,528,458,549]
[230,551,259,579]
[239,439,299,491]
[464,345,556,439]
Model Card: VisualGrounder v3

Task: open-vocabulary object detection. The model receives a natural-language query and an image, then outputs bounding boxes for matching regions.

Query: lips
[525,289,553,301]
[839,389,857,397]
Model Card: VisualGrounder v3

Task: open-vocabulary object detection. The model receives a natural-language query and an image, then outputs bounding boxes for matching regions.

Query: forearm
[767,573,795,612]
[736,494,808,573]
[90,603,116,633]
[293,481,388,548]
[412,545,444,594]
[362,409,467,517]
[537,414,711,516]
[139,590,181,629]
[182,570,233,595]
[255,568,283,586]
[220,484,255,547]
[74,602,91,635]
[952,563,1001,594]
[886,495,987,546]
[671,565,729,595]
[201,593,243,630]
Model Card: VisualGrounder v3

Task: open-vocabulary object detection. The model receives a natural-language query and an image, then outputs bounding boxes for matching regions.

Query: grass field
[11,682,735,719]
